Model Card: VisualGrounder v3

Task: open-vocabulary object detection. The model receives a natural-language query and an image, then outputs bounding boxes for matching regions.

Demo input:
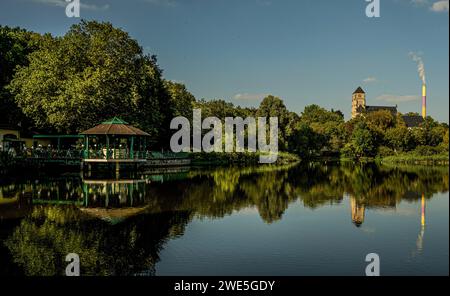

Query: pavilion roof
[80,117,150,136]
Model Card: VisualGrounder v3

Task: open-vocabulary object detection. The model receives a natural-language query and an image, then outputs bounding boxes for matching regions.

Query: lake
[0,162,448,276]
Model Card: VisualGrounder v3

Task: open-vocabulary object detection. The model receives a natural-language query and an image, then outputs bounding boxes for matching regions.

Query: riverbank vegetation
[190,151,300,165]
[1,21,448,165]
[380,152,449,165]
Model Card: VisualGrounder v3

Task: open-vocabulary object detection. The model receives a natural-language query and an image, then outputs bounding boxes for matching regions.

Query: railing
[85,150,189,160]
[24,149,84,159]
[12,149,190,161]
[85,149,150,160]
[149,152,189,159]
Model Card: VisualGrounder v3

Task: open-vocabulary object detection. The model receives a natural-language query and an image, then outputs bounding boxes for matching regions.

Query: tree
[347,122,377,158]
[0,26,45,128]
[441,129,449,152]
[8,21,171,144]
[256,95,291,150]
[194,99,240,119]
[411,128,426,147]
[301,104,344,125]
[164,80,196,119]
[300,104,345,152]
[365,110,395,131]
[414,117,448,148]
[384,126,413,152]
[287,122,324,158]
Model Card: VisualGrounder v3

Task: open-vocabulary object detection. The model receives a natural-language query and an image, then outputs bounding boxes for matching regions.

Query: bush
[377,146,395,157]
[190,151,300,165]
[413,145,440,156]
[340,143,356,158]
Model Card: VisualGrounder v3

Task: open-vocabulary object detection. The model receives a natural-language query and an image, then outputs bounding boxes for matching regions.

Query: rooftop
[80,117,150,136]
[353,87,365,94]
[356,105,398,116]
[402,115,424,128]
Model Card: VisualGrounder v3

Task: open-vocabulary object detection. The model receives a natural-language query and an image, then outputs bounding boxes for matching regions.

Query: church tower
[352,87,366,118]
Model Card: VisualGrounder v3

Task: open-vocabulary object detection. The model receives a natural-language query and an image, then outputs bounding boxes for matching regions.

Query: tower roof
[353,87,365,94]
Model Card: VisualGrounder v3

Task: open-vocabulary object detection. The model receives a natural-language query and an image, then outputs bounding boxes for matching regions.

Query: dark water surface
[0,163,448,276]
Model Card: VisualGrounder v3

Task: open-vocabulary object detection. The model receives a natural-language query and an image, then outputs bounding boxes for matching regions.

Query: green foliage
[256,95,293,150]
[8,21,172,143]
[299,104,346,153]
[301,104,344,124]
[0,26,45,128]
[165,80,196,119]
[341,111,448,160]
[2,22,449,161]
[286,122,324,158]
[345,122,376,158]
[194,99,252,119]
[384,126,413,152]
[413,145,443,156]
[366,110,396,131]
[441,130,449,151]
[190,151,299,165]
[382,152,449,165]
[377,146,395,157]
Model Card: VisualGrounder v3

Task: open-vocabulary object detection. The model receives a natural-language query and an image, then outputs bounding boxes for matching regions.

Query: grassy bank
[190,151,300,166]
[380,153,449,165]
[338,152,449,165]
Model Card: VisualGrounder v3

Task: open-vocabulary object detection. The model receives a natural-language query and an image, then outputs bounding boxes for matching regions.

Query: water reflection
[0,162,448,275]
[416,193,426,254]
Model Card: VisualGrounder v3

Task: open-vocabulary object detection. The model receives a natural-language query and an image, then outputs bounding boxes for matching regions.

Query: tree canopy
[1,21,448,157]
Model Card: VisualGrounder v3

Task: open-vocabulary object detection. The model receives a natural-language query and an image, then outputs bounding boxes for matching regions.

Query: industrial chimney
[422,84,427,119]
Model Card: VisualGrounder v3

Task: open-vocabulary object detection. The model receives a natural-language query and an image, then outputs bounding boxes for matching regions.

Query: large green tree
[384,126,413,152]
[300,104,345,152]
[0,26,44,128]
[344,122,377,158]
[8,21,172,144]
[256,95,293,150]
[194,99,242,119]
[287,122,324,158]
[164,80,196,119]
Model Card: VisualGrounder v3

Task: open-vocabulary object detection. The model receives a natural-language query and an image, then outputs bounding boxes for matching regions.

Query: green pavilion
[80,117,151,163]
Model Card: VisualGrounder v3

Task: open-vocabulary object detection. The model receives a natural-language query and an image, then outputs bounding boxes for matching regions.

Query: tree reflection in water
[0,162,448,275]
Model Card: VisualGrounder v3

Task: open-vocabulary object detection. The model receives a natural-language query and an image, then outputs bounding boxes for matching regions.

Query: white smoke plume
[409,52,427,84]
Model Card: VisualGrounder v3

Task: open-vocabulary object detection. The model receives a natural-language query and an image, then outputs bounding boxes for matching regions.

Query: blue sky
[0,0,448,121]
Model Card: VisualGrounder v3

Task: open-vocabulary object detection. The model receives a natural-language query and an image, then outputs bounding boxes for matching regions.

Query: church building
[351,87,424,128]
[351,87,397,119]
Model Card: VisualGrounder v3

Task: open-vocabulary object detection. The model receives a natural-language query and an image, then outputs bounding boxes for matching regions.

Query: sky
[0,0,448,122]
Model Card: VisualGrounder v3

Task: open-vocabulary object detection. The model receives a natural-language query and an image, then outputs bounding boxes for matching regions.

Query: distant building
[0,124,21,152]
[402,114,424,129]
[352,87,397,119]
[0,124,50,151]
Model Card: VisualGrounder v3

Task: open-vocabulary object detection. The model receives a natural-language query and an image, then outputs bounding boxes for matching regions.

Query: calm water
[0,163,448,276]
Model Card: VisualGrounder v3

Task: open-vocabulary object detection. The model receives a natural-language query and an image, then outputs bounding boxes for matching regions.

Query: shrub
[377,146,395,157]
[413,145,440,156]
